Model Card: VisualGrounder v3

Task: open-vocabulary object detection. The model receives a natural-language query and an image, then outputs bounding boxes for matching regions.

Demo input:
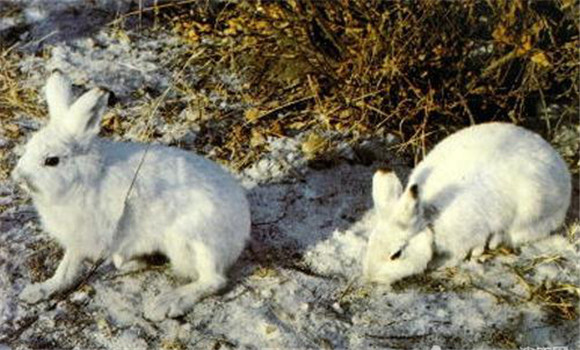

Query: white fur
[13,71,251,320]
[363,123,571,286]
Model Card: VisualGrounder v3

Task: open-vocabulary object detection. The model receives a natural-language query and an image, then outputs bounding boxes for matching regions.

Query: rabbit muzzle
[12,167,38,194]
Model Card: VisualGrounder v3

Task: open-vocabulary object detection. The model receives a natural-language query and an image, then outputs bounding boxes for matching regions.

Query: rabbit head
[12,71,109,202]
[363,168,434,285]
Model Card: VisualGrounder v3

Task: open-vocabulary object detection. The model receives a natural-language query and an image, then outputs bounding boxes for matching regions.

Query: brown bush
[163,0,579,168]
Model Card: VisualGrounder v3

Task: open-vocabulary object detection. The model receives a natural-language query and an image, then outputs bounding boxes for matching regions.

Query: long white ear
[372,168,403,212]
[46,70,73,122]
[395,184,422,226]
[64,87,109,138]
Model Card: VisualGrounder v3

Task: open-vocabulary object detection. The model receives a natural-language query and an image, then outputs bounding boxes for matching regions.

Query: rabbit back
[99,140,251,269]
[407,123,571,257]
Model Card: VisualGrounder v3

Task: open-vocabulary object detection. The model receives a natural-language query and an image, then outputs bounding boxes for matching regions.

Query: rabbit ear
[46,70,73,121]
[396,184,423,226]
[63,87,109,138]
[372,168,403,212]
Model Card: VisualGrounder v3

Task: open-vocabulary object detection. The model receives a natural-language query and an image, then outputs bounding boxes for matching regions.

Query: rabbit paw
[470,246,485,260]
[112,253,147,272]
[113,254,147,272]
[145,291,191,321]
[20,283,51,304]
[112,253,125,270]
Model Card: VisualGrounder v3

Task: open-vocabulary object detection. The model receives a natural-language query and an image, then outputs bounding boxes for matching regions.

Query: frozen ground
[1,1,579,349]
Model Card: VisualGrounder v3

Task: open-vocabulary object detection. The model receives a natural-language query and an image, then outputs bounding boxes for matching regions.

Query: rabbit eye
[390,249,403,260]
[44,156,60,167]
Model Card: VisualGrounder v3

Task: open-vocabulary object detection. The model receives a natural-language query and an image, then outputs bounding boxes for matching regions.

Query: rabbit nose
[12,169,37,193]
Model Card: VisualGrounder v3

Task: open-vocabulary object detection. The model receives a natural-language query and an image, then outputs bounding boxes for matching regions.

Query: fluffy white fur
[12,71,251,320]
[363,123,571,286]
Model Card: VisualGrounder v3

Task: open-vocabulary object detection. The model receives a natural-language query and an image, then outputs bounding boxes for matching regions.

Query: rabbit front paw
[20,283,52,304]
[470,245,485,260]
[112,253,147,272]
[144,291,192,321]
[112,253,125,270]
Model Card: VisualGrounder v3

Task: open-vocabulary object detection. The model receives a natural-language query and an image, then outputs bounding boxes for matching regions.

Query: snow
[304,217,369,278]
[0,1,578,349]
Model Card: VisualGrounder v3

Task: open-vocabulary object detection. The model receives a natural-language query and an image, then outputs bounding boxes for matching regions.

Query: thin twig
[121,49,204,205]
[245,95,315,125]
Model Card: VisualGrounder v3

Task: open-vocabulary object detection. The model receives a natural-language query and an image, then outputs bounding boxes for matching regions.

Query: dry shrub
[0,49,44,180]
[0,50,43,124]
[162,0,578,167]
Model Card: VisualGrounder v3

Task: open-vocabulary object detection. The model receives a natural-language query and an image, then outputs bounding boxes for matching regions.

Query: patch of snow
[303,214,370,278]
[18,32,176,101]
[242,136,305,186]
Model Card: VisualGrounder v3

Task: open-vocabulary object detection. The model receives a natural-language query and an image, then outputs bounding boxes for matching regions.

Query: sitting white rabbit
[363,123,571,286]
[12,71,251,320]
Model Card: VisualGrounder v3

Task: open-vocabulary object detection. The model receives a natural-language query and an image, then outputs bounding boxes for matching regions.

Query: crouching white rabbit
[363,123,571,286]
[12,71,251,320]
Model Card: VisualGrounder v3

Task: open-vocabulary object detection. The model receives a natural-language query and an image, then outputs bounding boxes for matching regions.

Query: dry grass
[1,1,577,172]
[515,221,580,321]
[490,330,519,350]
[510,259,580,321]
[494,222,579,321]
[0,50,43,122]
[532,282,579,321]
[0,49,44,180]
[148,0,580,168]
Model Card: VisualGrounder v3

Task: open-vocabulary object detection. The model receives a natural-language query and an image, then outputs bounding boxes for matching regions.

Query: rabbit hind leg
[507,209,567,247]
[145,240,226,321]
[507,192,569,247]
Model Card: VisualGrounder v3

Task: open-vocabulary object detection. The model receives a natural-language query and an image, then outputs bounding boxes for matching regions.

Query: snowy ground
[1,1,579,349]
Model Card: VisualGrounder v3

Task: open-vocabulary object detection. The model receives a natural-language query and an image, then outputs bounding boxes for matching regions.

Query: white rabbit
[12,71,251,320]
[363,123,571,286]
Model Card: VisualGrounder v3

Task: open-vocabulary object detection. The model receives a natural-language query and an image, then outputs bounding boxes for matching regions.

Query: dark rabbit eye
[44,156,60,167]
[390,250,403,260]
